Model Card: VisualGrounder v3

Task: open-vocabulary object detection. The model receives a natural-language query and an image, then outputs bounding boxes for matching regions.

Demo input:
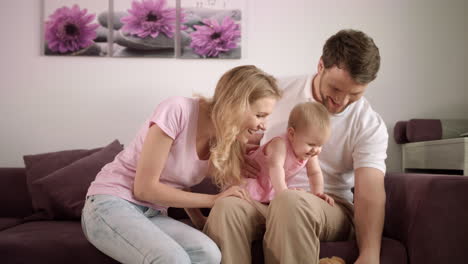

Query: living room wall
[1,0,467,173]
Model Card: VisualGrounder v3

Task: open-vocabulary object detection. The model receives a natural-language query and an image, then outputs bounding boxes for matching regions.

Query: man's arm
[353,167,386,264]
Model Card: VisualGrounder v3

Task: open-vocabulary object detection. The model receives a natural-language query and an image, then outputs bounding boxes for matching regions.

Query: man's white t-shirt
[262,75,388,203]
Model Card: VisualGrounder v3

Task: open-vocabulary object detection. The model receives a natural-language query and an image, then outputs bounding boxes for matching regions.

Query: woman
[81,65,281,264]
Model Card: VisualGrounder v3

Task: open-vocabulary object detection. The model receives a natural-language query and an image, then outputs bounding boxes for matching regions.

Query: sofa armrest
[384,172,468,264]
[0,168,33,218]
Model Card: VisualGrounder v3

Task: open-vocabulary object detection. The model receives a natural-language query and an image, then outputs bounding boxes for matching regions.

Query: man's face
[315,61,368,114]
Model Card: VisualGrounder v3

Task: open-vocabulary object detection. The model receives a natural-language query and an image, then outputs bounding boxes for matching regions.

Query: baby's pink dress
[244,133,308,203]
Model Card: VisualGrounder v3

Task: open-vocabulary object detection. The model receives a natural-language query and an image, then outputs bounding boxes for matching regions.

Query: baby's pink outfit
[244,133,308,203]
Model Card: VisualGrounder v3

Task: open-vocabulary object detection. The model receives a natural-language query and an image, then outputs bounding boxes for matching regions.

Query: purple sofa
[1,155,468,263]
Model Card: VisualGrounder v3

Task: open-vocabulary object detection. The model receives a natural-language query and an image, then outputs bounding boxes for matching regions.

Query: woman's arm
[265,139,288,194]
[134,125,246,208]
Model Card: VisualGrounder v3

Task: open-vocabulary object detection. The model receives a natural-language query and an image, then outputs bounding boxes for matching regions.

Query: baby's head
[287,102,331,160]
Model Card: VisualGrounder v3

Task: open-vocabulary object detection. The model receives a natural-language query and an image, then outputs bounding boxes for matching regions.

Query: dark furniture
[1,167,467,264]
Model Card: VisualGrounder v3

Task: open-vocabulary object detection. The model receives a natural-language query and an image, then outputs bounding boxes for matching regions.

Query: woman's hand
[314,193,335,206]
[214,185,250,203]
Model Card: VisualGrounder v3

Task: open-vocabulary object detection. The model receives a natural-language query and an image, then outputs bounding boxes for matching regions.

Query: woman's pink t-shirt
[244,134,308,203]
[87,96,209,213]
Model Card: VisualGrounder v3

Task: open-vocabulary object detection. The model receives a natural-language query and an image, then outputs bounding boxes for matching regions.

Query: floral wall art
[112,0,177,57]
[43,0,243,58]
[180,0,242,59]
[43,0,109,56]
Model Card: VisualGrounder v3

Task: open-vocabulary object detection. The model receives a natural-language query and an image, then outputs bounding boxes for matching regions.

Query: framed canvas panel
[112,0,177,57]
[43,0,109,56]
[179,0,243,59]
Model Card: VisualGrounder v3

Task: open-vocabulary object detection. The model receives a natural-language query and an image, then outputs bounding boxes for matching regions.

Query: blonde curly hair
[203,65,281,189]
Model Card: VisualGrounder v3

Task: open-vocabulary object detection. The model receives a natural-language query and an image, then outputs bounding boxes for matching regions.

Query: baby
[245,102,334,205]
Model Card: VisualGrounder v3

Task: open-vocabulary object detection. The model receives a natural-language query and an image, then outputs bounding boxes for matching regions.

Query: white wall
[1,0,467,172]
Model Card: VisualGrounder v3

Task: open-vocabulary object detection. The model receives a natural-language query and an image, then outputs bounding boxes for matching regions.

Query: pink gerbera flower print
[190,16,241,57]
[45,5,99,53]
[121,0,177,39]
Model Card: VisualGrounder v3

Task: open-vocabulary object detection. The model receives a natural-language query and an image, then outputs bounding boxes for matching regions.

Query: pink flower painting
[121,0,177,39]
[45,5,99,54]
[189,16,240,57]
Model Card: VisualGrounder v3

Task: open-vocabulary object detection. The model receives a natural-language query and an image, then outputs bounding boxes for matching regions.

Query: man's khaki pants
[203,190,354,264]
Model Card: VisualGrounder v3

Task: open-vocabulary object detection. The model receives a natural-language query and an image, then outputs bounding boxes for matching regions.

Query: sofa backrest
[0,168,34,218]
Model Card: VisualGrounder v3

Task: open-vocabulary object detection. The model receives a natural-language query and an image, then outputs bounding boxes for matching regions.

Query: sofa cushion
[34,140,123,220]
[24,146,102,219]
[0,221,118,264]
[393,121,409,144]
[406,119,442,142]
[0,217,24,231]
[23,140,122,220]
[0,168,33,218]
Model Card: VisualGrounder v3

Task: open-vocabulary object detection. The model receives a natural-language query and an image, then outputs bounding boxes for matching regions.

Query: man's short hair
[322,29,380,84]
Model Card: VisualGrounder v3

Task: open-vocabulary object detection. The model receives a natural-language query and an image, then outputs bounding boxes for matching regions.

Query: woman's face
[238,97,277,143]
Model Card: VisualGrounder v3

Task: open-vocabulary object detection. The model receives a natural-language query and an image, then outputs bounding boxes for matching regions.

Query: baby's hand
[315,193,335,206]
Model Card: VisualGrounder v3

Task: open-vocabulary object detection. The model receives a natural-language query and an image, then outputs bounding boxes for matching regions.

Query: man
[204,29,388,264]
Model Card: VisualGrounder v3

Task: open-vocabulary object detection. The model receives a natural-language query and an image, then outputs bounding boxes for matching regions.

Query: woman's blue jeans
[81,194,221,264]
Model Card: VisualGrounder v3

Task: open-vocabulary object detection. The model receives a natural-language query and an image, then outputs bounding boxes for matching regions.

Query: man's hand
[243,145,261,179]
[354,253,379,264]
[243,131,264,179]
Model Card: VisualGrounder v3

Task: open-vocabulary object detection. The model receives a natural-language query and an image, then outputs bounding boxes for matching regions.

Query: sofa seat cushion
[0,218,23,231]
[0,221,118,264]
[251,237,407,264]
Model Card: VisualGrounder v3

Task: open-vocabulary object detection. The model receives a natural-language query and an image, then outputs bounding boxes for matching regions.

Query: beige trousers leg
[264,190,354,264]
[204,190,354,264]
[203,196,268,264]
